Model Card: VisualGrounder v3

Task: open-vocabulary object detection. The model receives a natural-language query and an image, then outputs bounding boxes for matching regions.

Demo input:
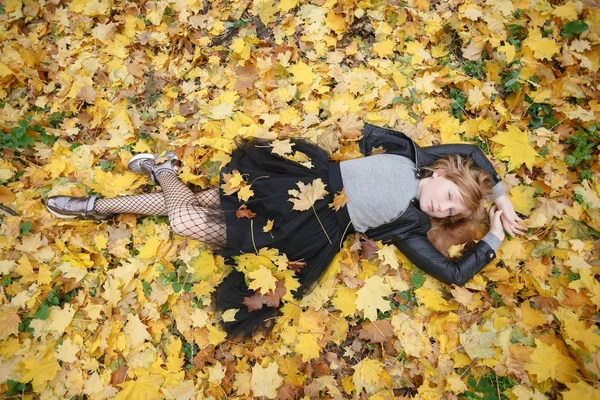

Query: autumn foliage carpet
[1,0,600,399]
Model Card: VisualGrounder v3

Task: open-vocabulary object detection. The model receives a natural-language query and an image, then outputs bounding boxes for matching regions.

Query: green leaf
[142,281,152,297]
[34,303,50,320]
[19,221,32,238]
[39,131,58,146]
[100,160,115,172]
[172,281,182,293]
[561,20,589,37]
[410,270,425,289]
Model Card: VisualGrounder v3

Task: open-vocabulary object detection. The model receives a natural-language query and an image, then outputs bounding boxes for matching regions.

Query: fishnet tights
[94,188,220,215]
[94,181,226,248]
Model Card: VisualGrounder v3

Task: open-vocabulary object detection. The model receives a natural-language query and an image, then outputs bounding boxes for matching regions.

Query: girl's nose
[438,202,448,212]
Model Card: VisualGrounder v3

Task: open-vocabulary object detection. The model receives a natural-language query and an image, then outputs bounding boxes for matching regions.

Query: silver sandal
[45,194,113,221]
[127,151,180,185]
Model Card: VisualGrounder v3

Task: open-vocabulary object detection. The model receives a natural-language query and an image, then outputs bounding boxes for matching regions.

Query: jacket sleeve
[392,233,497,286]
[421,143,502,187]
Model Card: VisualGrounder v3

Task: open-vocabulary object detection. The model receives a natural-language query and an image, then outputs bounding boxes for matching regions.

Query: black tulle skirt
[213,138,352,339]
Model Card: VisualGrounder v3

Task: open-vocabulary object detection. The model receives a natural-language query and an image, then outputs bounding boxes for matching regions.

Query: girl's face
[417,170,469,219]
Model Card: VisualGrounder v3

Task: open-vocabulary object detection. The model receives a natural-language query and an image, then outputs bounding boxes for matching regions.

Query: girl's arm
[392,208,505,287]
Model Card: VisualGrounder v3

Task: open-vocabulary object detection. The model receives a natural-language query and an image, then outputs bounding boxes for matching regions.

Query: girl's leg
[93,188,220,216]
[152,170,227,248]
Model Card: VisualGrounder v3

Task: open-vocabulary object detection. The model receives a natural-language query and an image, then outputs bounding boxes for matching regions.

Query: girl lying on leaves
[46,123,526,339]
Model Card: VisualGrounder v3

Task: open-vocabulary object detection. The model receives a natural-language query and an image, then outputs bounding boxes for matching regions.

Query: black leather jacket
[357,124,502,286]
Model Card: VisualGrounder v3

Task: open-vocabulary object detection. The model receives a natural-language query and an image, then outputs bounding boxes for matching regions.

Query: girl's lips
[430,201,434,212]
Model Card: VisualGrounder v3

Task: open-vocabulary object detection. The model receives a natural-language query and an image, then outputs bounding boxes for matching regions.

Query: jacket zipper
[370,202,410,234]
[411,140,421,176]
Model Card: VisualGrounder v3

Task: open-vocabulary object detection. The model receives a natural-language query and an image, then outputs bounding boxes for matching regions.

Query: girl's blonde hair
[422,155,493,258]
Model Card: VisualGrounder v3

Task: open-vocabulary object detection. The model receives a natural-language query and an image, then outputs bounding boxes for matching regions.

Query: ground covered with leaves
[1,0,600,398]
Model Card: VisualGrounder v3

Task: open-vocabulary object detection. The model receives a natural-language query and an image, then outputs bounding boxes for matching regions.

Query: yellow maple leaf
[71,0,111,16]
[89,170,143,197]
[561,380,600,400]
[123,314,151,349]
[253,0,278,25]
[352,358,391,395]
[250,361,283,399]
[326,10,347,34]
[415,287,457,312]
[459,323,497,360]
[19,349,61,392]
[294,332,322,362]
[55,337,80,363]
[270,139,294,157]
[376,245,399,270]
[391,313,427,357]
[509,185,537,216]
[190,250,218,280]
[329,189,350,211]
[563,319,600,351]
[222,308,238,322]
[115,374,163,400]
[279,0,299,13]
[574,179,600,209]
[221,170,246,195]
[373,39,396,57]
[210,102,234,120]
[523,29,560,60]
[288,178,328,211]
[520,301,547,327]
[237,185,254,202]
[491,126,538,171]
[526,339,579,383]
[137,236,161,259]
[165,336,183,372]
[263,219,274,233]
[288,61,318,85]
[92,232,109,252]
[248,265,278,295]
[445,372,469,394]
[162,115,186,129]
[355,275,392,321]
[332,286,357,317]
[49,304,76,335]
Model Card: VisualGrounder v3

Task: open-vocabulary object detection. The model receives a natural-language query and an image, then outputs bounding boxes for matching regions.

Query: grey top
[340,154,420,233]
[339,154,504,251]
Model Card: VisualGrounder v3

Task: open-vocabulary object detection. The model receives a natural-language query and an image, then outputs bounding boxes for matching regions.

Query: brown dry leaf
[358,320,394,343]
[235,64,258,92]
[111,365,129,385]
[360,237,379,260]
[287,260,306,272]
[582,0,600,9]
[0,307,20,340]
[236,205,256,219]
[243,279,286,311]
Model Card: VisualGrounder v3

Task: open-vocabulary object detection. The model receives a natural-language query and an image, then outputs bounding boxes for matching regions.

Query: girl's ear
[432,168,447,178]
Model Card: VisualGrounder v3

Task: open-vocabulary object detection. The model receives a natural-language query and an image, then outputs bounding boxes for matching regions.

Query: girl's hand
[489,206,505,241]
[494,195,527,237]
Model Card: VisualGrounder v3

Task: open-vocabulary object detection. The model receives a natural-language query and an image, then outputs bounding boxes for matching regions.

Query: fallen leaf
[288,179,328,211]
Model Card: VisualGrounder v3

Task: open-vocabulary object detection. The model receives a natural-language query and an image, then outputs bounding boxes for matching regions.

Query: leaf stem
[250,219,258,254]
[312,204,332,244]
